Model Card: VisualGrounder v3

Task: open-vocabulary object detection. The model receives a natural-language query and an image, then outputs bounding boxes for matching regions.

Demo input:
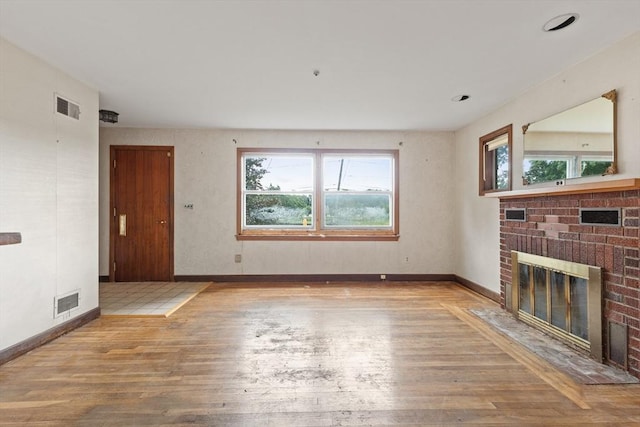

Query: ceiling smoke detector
[543,13,579,32]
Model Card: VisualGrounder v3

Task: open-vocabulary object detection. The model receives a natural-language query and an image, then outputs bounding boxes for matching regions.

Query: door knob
[158,220,167,224]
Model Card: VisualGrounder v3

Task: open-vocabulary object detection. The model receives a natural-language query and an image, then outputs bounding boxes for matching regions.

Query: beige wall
[0,38,99,350]
[454,32,640,293]
[99,129,456,276]
[3,28,634,357]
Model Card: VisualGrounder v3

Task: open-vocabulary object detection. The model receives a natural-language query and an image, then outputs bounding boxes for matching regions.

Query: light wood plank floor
[1,282,639,426]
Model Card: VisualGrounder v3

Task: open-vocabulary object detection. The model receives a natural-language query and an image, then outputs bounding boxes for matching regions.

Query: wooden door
[110,146,174,281]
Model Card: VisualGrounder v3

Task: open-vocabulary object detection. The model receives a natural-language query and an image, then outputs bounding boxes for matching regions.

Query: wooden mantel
[484,178,640,200]
[0,232,22,246]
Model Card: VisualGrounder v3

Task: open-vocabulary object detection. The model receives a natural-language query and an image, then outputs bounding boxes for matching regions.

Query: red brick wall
[500,190,640,378]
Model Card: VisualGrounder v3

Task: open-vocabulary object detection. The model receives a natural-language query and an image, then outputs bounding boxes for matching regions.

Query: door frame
[109,145,175,282]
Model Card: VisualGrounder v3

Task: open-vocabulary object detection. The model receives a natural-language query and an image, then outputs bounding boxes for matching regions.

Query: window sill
[479,188,512,196]
[236,232,400,242]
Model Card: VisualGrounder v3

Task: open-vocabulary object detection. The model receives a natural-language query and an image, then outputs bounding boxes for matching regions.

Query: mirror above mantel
[522,90,617,186]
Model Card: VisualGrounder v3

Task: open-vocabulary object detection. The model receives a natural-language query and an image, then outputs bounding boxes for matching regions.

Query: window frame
[237,148,399,241]
[479,124,513,196]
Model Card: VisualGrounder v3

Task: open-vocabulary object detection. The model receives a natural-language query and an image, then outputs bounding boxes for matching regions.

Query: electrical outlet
[403,257,409,263]
[380,274,386,280]
[234,254,242,263]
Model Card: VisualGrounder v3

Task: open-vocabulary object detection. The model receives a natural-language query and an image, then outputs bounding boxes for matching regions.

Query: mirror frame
[522,90,617,185]
[479,124,513,196]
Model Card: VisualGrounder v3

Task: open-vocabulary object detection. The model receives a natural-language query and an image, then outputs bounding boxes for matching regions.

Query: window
[237,148,399,240]
[522,154,612,185]
[479,124,512,195]
[522,156,568,185]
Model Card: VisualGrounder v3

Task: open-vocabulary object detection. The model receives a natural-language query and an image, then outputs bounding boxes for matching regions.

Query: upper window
[479,124,512,195]
[238,148,399,241]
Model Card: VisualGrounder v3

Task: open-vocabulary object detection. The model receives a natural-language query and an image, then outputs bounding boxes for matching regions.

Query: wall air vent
[505,208,526,221]
[579,208,621,226]
[54,290,80,318]
[55,94,80,120]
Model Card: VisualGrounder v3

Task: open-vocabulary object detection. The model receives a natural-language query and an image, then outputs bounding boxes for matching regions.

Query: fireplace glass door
[550,271,567,330]
[533,266,548,322]
[570,276,589,341]
[518,263,588,343]
[512,251,602,361]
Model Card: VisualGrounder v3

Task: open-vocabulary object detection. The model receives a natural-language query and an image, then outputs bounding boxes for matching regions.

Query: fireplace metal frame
[511,251,603,362]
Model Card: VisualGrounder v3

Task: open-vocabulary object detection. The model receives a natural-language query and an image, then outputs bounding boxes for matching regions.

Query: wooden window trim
[479,124,513,196]
[236,148,399,241]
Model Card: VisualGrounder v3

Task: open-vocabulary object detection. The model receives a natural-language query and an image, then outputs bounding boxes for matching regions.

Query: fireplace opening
[511,251,603,361]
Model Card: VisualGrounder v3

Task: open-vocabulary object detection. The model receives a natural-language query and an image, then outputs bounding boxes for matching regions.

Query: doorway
[109,145,174,281]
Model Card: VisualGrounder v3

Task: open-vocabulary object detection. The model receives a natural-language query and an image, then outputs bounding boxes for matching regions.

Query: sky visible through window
[249,155,392,192]
[324,156,392,192]
[254,156,313,191]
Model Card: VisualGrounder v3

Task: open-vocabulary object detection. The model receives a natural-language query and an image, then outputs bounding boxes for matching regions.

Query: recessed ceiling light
[451,94,470,102]
[543,13,579,32]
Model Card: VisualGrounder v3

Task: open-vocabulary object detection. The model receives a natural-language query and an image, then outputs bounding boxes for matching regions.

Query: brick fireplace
[497,180,639,379]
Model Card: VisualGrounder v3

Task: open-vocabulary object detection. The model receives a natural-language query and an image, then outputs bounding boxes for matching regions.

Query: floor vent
[54,290,80,317]
[55,94,80,120]
[579,208,620,226]
[505,208,526,221]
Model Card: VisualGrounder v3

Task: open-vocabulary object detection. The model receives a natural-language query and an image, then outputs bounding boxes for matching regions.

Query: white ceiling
[1,0,639,131]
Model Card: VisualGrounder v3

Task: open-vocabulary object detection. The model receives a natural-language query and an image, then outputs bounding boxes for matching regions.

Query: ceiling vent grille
[55,94,80,120]
[54,290,80,317]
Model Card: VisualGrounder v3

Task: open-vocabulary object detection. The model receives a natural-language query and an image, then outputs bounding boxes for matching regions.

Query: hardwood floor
[1,282,639,426]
